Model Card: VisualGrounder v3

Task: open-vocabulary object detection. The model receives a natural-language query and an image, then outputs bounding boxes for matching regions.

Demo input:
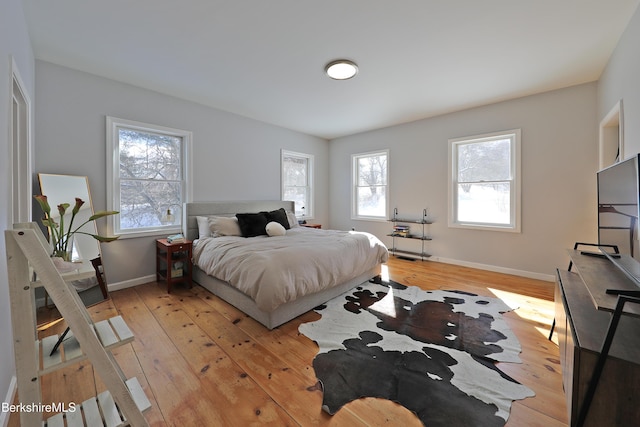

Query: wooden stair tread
[44,377,151,427]
[39,316,135,375]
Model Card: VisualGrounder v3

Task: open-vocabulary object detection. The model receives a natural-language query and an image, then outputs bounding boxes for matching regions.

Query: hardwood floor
[10,257,568,426]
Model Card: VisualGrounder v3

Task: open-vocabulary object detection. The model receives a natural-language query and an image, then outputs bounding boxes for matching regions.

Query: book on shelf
[392,225,409,237]
[167,233,185,244]
[170,261,184,277]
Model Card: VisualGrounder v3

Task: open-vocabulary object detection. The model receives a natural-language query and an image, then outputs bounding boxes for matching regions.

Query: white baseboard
[1,375,17,427]
[107,274,156,292]
[429,256,555,282]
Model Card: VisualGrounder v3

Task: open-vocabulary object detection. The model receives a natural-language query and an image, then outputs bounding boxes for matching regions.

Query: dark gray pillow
[236,212,270,237]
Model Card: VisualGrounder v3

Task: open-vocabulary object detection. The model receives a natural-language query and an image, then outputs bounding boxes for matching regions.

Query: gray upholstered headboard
[183,200,295,241]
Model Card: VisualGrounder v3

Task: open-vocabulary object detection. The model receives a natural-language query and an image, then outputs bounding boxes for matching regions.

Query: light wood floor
[10,257,568,426]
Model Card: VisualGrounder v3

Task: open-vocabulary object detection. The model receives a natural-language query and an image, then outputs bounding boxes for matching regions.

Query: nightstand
[156,238,193,293]
[301,223,322,229]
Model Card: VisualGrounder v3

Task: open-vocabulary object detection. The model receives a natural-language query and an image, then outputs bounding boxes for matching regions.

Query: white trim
[431,256,554,282]
[106,116,192,238]
[9,56,33,224]
[351,149,390,220]
[448,129,521,232]
[281,149,314,218]
[106,275,157,292]
[0,376,17,427]
[599,99,624,169]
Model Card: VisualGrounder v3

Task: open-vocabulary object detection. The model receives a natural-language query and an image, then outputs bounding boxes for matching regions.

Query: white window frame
[106,116,192,238]
[351,150,389,221]
[281,150,314,219]
[448,129,521,232]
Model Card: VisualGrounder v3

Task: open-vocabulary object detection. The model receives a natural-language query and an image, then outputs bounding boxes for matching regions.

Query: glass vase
[52,234,74,262]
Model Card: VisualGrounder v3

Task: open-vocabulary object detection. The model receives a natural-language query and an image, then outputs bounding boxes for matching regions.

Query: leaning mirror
[37,173,109,308]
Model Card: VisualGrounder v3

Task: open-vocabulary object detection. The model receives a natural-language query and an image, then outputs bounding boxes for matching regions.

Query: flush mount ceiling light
[325,59,358,80]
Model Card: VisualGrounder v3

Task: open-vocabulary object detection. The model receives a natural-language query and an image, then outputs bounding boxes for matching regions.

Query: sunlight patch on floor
[536,325,559,345]
[487,288,527,310]
[370,287,397,318]
[380,263,390,282]
[37,317,65,331]
[488,288,554,321]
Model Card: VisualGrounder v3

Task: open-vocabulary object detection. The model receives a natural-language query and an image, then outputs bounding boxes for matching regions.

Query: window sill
[116,226,183,239]
[448,222,520,233]
[351,216,389,222]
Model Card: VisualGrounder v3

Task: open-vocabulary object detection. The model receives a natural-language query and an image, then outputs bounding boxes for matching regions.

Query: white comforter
[192,227,389,311]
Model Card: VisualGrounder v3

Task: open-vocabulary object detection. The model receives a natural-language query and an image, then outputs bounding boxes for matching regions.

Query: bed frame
[183,201,381,329]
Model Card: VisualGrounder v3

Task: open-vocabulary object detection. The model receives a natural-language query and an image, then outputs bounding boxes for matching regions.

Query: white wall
[0,0,35,421]
[34,61,329,285]
[329,83,599,279]
[598,5,640,157]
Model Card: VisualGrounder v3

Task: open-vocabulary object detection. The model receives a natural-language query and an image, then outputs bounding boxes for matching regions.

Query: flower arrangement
[34,195,120,261]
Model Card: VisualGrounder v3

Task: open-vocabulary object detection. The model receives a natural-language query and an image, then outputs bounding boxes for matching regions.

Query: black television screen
[597,154,640,260]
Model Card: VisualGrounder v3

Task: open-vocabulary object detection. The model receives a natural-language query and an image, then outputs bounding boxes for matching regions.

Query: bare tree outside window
[282,151,313,217]
[119,129,183,229]
[353,151,388,219]
[107,117,191,237]
[449,130,520,231]
[456,138,511,224]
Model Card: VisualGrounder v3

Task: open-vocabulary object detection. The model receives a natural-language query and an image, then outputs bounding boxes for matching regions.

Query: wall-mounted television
[597,154,640,260]
[597,155,640,295]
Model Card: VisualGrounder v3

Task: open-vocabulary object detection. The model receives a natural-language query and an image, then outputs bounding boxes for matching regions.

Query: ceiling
[22,1,639,140]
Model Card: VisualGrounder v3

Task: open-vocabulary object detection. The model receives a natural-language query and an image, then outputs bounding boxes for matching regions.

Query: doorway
[599,100,624,169]
[10,57,32,224]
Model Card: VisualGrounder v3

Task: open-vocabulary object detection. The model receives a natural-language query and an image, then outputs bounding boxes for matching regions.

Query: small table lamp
[161,209,175,225]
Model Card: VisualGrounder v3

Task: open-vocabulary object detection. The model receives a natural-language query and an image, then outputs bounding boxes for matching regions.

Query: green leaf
[41,218,58,229]
[89,211,120,221]
[92,235,120,242]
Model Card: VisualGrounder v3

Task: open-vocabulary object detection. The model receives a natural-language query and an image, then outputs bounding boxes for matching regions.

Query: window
[281,150,313,218]
[352,150,389,220]
[107,117,192,238]
[449,129,521,232]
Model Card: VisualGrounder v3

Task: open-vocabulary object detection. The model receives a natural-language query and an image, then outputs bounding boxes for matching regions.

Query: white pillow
[196,216,211,238]
[208,216,242,237]
[286,211,299,228]
[266,221,286,237]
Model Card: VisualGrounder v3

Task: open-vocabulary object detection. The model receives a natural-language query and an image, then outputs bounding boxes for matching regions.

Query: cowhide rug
[298,279,535,427]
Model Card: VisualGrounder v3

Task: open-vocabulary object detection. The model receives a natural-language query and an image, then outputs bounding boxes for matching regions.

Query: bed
[183,201,389,329]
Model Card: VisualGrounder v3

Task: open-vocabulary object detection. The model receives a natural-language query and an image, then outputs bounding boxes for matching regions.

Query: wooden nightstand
[301,223,322,229]
[156,238,193,293]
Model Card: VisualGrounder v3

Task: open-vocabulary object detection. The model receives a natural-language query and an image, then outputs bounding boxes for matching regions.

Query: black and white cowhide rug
[298,279,535,427]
